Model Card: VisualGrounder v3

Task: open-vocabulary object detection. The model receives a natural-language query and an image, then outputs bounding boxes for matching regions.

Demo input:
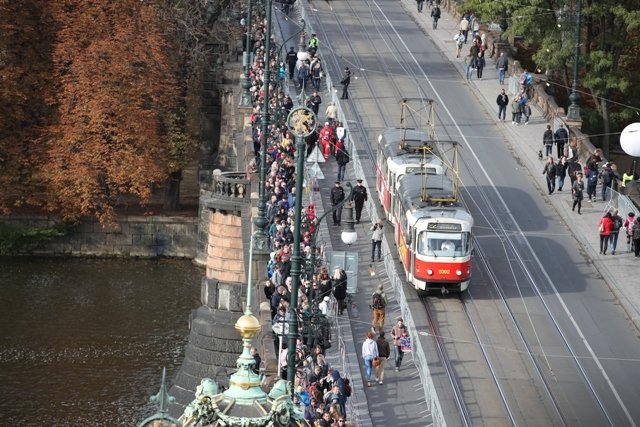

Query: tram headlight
[456,270,462,276]
[427,269,433,276]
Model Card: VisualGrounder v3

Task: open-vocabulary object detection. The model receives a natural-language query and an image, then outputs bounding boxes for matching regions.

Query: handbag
[598,223,604,233]
[372,357,380,368]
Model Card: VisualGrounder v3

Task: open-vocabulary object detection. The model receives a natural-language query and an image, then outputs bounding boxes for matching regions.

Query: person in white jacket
[361,331,379,386]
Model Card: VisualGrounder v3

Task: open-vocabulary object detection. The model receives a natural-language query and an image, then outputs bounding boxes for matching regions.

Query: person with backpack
[586,165,599,202]
[370,284,388,333]
[554,124,569,158]
[375,332,390,385]
[431,5,441,29]
[600,162,614,201]
[609,208,624,255]
[542,156,557,195]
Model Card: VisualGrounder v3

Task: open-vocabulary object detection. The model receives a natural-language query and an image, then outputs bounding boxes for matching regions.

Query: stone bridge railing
[211,170,251,204]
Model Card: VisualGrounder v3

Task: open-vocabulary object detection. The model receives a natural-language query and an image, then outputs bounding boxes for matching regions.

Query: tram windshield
[417,231,470,257]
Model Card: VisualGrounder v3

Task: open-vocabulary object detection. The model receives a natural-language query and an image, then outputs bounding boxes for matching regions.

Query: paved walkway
[398,0,640,329]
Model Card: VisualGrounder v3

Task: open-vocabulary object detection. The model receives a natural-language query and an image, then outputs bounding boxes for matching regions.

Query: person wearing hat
[623,212,637,253]
[353,179,368,223]
[370,220,384,261]
[318,295,331,316]
[331,181,345,225]
[371,284,387,333]
[340,67,351,100]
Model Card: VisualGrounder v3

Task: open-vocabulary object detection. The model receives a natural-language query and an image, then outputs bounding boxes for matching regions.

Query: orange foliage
[45,0,178,223]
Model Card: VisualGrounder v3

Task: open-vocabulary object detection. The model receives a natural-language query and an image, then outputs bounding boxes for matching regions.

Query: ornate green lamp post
[253,0,274,252]
[138,368,183,427]
[240,0,253,107]
[566,0,582,122]
[285,106,317,384]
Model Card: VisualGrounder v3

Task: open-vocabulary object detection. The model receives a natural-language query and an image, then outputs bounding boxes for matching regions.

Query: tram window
[417,231,470,256]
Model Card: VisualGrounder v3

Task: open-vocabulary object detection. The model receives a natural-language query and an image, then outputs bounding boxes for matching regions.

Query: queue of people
[243,8,365,426]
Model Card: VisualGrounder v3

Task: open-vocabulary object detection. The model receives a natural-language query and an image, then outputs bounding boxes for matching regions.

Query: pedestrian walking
[623,212,637,253]
[297,60,309,90]
[521,100,531,124]
[371,221,383,262]
[325,102,337,124]
[610,208,623,255]
[286,47,298,80]
[459,15,469,43]
[496,89,508,121]
[332,268,348,315]
[475,53,485,79]
[496,51,508,85]
[632,219,640,257]
[600,162,614,201]
[571,172,584,214]
[375,332,391,385]
[335,144,349,182]
[511,98,521,125]
[370,284,387,333]
[567,159,582,187]
[542,156,556,195]
[555,156,567,191]
[598,212,614,255]
[311,59,323,91]
[331,181,345,225]
[454,31,464,58]
[340,67,351,100]
[307,91,322,116]
[554,124,569,159]
[416,0,425,12]
[361,331,378,387]
[586,165,598,202]
[543,124,554,157]
[352,179,368,223]
[431,5,441,29]
[390,318,408,371]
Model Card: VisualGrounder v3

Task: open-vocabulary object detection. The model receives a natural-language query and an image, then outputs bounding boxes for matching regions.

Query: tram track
[301,0,634,425]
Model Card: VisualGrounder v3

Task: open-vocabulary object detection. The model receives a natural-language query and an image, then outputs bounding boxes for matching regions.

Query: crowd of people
[242,6,363,426]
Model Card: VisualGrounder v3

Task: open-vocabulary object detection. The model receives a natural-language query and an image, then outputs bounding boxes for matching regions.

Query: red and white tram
[376,128,443,221]
[393,173,473,293]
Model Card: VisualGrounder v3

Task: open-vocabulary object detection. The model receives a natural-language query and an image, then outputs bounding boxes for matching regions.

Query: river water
[0,257,201,426]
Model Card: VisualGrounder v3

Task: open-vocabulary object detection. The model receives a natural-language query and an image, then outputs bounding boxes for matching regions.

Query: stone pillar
[170,175,251,414]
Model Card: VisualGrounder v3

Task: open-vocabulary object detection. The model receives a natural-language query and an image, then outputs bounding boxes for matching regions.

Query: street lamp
[566,0,582,122]
[253,0,274,252]
[620,122,640,178]
[240,0,253,107]
[285,106,318,385]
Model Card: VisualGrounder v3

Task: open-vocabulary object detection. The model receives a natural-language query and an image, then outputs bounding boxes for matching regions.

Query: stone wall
[0,215,197,258]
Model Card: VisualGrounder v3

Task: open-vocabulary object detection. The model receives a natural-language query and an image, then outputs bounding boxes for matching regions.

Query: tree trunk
[163,170,182,211]
[601,98,610,159]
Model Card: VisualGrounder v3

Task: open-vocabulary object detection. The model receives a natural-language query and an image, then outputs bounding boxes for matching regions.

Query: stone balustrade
[211,170,251,203]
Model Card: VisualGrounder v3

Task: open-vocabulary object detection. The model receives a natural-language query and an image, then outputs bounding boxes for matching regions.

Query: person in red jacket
[319,122,335,160]
[598,212,614,255]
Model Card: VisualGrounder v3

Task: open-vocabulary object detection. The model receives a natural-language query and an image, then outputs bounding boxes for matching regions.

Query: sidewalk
[400,0,640,328]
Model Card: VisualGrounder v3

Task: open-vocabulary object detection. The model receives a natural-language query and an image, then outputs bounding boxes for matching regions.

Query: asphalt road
[293,0,640,426]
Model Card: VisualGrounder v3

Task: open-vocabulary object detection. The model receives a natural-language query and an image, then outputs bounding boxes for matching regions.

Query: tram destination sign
[427,222,462,231]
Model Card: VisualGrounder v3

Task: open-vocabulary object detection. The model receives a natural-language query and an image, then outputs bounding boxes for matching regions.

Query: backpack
[587,171,598,185]
[613,216,623,231]
[633,223,640,240]
[372,292,385,309]
[344,378,352,397]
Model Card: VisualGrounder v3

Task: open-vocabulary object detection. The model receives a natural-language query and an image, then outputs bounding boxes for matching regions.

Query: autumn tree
[47,0,179,223]
[0,0,55,213]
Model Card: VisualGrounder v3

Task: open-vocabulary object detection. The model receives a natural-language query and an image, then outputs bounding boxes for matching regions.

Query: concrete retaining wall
[0,215,197,258]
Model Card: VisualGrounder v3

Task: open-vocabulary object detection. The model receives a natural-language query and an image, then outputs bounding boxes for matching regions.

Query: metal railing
[604,187,640,217]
